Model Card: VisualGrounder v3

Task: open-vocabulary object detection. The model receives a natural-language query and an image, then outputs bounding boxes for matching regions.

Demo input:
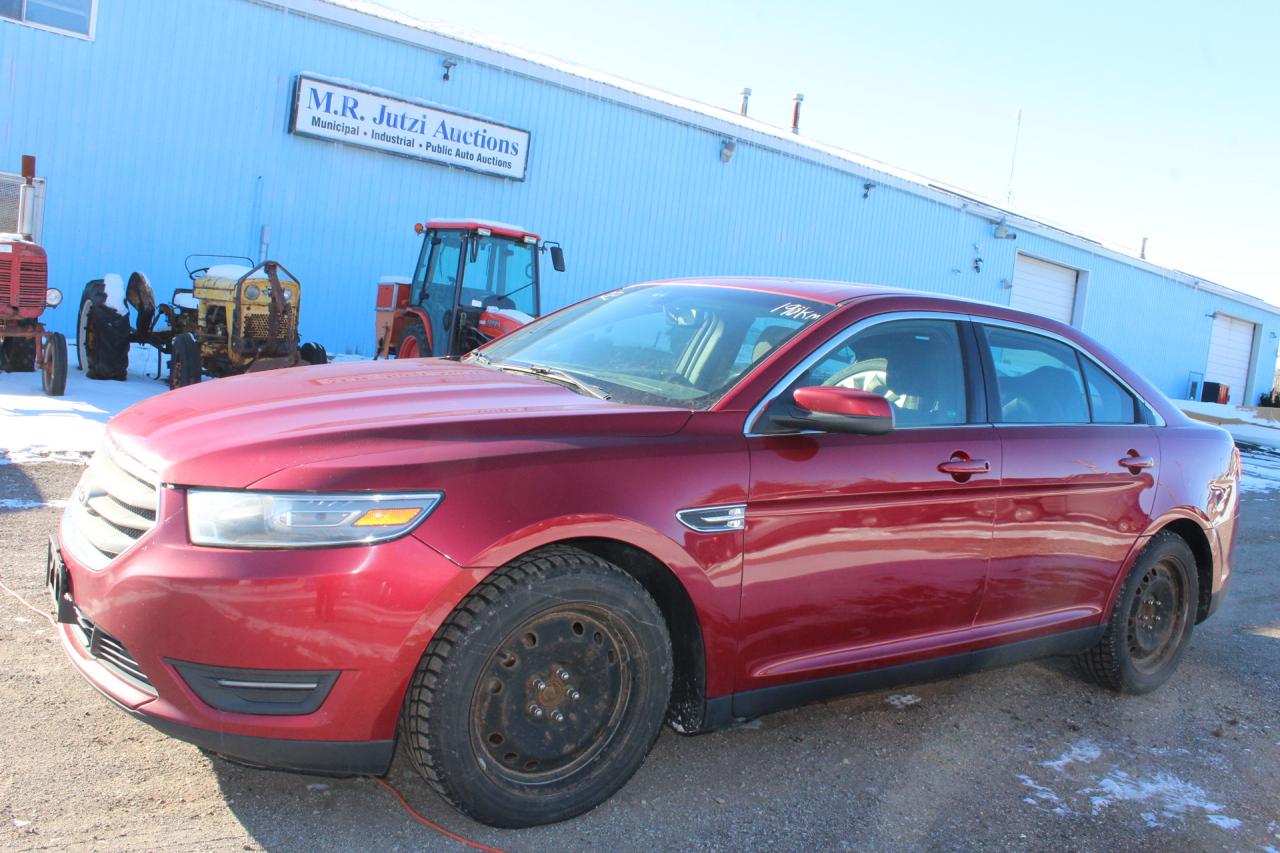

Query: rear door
[738,315,999,693]
[974,321,1160,628]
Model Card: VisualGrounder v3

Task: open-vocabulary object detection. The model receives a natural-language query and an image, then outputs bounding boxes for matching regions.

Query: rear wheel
[41,332,67,396]
[1,335,37,372]
[168,332,202,388]
[76,280,106,371]
[79,280,131,381]
[1075,531,1198,693]
[396,321,429,359]
[401,546,672,828]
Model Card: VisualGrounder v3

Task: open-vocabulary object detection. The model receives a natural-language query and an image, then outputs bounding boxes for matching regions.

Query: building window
[0,0,95,38]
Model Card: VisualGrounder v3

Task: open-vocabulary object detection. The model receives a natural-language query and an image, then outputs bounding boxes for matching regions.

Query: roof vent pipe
[740,87,752,116]
[1140,237,1148,260]
[791,94,804,134]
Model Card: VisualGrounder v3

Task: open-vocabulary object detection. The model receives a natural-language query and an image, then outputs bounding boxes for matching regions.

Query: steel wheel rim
[42,342,53,389]
[1126,559,1188,674]
[470,604,634,785]
[77,300,91,371]
[399,336,419,359]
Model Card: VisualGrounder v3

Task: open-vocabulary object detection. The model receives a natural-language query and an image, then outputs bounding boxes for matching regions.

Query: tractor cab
[376,219,564,359]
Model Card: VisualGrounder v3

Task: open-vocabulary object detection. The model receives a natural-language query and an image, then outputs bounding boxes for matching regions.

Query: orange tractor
[375,219,564,359]
[0,156,67,396]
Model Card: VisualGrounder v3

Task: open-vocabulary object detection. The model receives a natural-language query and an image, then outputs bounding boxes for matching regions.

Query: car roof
[642,277,908,305]
[426,219,540,240]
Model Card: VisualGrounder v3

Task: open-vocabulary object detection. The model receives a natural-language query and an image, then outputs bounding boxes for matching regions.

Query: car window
[477,285,832,409]
[1081,357,1138,424]
[774,318,969,428]
[982,326,1089,424]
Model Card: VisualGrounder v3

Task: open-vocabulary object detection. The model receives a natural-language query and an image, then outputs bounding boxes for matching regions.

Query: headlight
[45,288,63,307]
[187,490,443,548]
[282,288,293,302]
[245,284,261,300]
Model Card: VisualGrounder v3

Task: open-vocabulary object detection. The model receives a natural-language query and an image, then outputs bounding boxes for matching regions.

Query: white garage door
[1205,313,1255,404]
[1010,255,1078,324]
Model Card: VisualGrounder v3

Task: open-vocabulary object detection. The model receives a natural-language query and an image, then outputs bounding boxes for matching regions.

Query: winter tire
[1075,531,1198,694]
[300,341,328,365]
[401,545,673,828]
[1,335,37,372]
[396,321,430,359]
[42,332,67,396]
[169,332,202,388]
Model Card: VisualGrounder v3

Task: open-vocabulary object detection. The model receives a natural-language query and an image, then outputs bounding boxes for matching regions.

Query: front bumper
[51,488,482,774]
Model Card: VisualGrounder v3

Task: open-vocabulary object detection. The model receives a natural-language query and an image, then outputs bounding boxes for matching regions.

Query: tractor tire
[1,336,37,372]
[401,545,672,828]
[1074,531,1198,694]
[396,321,430,359]
[76,280,107,371]
[299,341,328,365]
[168,333,202,389]
[42,333,68,396]
[85,304,131,381]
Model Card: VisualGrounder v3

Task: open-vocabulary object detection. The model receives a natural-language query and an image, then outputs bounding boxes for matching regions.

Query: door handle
[1118,453,1155,472]
[937,458,991,476]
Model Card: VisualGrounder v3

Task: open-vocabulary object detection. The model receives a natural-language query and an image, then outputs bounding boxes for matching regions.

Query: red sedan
[49,279,1238,827]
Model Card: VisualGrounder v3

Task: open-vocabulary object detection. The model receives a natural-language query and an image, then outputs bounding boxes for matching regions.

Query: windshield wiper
[495,362,611,400]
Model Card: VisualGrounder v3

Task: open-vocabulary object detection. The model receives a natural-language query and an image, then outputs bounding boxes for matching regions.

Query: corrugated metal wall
[3,0,1277,402]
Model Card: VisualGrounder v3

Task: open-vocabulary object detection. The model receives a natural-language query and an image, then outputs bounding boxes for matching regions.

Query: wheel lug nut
[529,704,544,718]
[557,669,571,681]
[551,710,564,723]
[568,688,581,700]
[532,678,546,690]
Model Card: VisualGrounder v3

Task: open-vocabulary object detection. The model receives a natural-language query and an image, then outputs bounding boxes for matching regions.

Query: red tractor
[0,156,67,396]
[375,219,564,359]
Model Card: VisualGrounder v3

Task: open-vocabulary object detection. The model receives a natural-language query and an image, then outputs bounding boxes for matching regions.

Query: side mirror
[769,386,894,435]
[549,245,566,273]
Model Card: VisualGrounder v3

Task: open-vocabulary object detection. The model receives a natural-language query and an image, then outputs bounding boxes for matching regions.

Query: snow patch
[1083,770,1232,829]
[1041,739,1102,771]
[1017,775,1072,816]
[0,499,67,510]
[204,264,253,280]
[379,275,411,285]
[1206,814,1241,830]
[102,273,126,314]
[1,344,165,462]
[886,693,921,709]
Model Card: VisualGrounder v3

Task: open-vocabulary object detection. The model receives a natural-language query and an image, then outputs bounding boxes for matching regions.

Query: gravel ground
[2,460,1278,852]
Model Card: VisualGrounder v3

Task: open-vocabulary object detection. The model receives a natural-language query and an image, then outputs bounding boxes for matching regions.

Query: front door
[738,316,999,693]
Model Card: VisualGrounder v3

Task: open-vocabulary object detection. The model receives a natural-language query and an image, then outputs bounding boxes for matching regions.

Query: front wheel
[1075,531,1198,694]
[42,332,67,396]
[299,341,328,365]
[396,321,429,359]
[401,546,672,828]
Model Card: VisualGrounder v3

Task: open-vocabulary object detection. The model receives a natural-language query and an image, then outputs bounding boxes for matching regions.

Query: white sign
[290,76,530,181]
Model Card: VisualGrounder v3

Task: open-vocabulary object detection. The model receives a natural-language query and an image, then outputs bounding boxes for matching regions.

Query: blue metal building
[4,0,1278,403]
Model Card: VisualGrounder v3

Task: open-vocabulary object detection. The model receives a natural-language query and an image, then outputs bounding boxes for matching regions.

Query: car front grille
[62,441,159,571]
[70,605,156,695]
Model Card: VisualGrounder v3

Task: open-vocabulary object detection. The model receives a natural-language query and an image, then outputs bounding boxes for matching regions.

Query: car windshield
[471,284,832,408]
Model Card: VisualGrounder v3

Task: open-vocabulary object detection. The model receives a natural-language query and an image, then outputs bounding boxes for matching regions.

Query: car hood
[107,359,691,488]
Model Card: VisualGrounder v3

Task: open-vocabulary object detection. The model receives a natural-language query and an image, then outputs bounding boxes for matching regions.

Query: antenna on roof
[1004,108,1022,207]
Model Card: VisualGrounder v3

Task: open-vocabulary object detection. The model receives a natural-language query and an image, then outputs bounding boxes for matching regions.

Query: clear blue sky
[381,0,1279,302]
